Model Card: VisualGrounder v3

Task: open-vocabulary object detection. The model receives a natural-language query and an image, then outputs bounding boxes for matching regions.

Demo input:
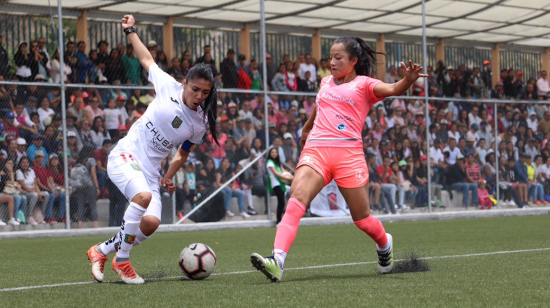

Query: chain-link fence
[0,4,550,232]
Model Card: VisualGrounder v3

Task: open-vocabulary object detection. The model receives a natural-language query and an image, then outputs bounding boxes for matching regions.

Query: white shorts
[107,152,162,220]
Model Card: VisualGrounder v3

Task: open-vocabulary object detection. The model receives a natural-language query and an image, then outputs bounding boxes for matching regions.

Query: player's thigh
[289,165,325,206]
[339,184,371,221]
[108,154,152,203]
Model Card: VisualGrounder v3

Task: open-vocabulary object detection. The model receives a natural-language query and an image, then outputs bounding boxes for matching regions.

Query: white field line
[1,247,549,292]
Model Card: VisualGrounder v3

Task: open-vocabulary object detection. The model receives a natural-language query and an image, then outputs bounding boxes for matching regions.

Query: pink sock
[273,198,306,253]
[354,215,388,247]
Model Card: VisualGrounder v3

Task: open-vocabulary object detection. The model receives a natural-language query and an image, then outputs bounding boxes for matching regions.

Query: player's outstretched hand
[161,178,176,194]
[401,60,429,82]
[122,15,135,29]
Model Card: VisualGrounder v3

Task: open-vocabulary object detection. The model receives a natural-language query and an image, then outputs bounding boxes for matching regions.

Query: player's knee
[132,192,153,208]
[140,216,160,236]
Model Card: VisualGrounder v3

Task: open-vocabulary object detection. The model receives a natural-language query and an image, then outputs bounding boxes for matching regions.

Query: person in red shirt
[94,139,112,197]
[3,112,20,143]
[31,150,57,223]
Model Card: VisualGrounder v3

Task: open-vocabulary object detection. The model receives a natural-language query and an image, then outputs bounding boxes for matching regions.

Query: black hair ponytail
[333,37,384,77]
[185,63,219,145]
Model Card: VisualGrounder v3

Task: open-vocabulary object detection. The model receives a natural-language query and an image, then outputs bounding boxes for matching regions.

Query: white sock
[377,241,391,252]
[133,226,150,246]
[98,230,122,255]
[116,202,146,259]
[273,249,287,267]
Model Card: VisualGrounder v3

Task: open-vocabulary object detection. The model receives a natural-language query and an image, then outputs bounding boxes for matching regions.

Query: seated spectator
[447,154,479,208]
[16,156,49,225]
[477,181,493,210]
[394,160,415,210]
[530,155,547,205]
[27,134,48,166]
[215,158,248,218]
[89,116,111,149]
[507,156,529,207]
[33,151,63,223]
[69,146,99,228]
[281,132,298,163]
[0,159,25,225]
[43,125,61,155]
[188,180,225,223]
[37,97,55,130]
[197,158,216,188]
[85,96,104,123]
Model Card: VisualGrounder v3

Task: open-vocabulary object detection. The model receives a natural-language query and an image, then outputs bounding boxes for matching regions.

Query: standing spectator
[75,41,93,83]
[69,146,99,228]
[271,64,287,92]
[384,65,398,84]
[103,98,122,137]
[16,156,48,225]
[447,154,479,208]
[531,155,546,205]
[220,49,238,89]
[65,41,79,83]
[536,70,548,98]
[266,148,293,223]
[215,158,249,218]
[250,59,262,91]
[155,50,168,72]
[0,35,8,77]
[14,42,37,81]
[104,49,126,83]
[122,44,141,85]
[477,181,493,210]
[503,69,517,98]
[97,40,109,64]
[94,139,112,198]
[206,124,227,169]
[298,53,316,83]
[284,61,297,91]
[166,57,184,80]
[47,154,66,221]
[194,44,213,65]
[259,53,277,88]
[237,54,252,97]
[1,159,25,225]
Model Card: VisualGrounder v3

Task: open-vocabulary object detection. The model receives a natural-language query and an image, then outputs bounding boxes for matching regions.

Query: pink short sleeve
[361,76,383,107]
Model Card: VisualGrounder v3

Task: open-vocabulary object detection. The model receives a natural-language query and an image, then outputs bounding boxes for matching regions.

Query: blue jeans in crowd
[528,183,544,201]
[13,194,27,218]
[44,192,66,220]
[222,187,245,212]
[451,183,479,206]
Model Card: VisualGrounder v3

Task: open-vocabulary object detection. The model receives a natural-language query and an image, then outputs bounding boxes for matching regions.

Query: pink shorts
[297,147,369,189]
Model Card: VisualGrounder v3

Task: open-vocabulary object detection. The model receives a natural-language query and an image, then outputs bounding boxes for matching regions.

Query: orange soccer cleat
[111,254,145,284]
[87,243,108,283]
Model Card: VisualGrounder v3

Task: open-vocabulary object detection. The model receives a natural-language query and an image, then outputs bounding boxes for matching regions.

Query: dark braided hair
[333,37,384,77]
[185,63,219,145]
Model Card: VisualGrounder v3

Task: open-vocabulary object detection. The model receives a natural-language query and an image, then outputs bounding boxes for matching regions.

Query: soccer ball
[179,243,217,280]
[280,171,293,185]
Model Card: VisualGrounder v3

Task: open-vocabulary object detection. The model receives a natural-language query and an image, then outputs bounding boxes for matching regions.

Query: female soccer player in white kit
[87,15,219,284]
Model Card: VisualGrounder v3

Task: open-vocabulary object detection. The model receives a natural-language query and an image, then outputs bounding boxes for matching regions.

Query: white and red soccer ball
[179,243,217,280]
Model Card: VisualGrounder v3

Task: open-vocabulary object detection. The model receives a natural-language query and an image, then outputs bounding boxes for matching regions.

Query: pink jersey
[306,75,382,149]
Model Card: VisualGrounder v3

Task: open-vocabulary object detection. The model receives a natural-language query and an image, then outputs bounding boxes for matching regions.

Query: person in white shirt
[536,71,548,98]
[527,111,538,133]
[298,53,316,83]
[468,106,482,127]
[87,14,220,285]
[37,97,55,130]
[443,138,461,165]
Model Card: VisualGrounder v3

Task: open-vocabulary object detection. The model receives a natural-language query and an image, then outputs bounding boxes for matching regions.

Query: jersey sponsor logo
[130,163,141,171]
[355,168,364,179]
[335,114,354,122]
[319,92,355,105]
[347,80,364,90]
[337,123,346,131]
[171,97,179,105]
[146,121,175,152]
[172,116,183,128]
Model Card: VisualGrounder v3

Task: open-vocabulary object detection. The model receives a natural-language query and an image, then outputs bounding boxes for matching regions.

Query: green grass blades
[1,216,549,308]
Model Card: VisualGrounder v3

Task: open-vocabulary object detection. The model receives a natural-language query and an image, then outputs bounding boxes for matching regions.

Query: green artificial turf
[1,216,549,307]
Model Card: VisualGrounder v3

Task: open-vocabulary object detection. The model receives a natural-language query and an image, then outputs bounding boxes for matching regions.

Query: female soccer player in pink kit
[251,37,427,282]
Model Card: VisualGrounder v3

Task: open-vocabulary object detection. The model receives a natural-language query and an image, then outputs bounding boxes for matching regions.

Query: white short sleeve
[148,63,177,93]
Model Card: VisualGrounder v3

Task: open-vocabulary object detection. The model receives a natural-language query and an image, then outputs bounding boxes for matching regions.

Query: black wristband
[124,26,137,36]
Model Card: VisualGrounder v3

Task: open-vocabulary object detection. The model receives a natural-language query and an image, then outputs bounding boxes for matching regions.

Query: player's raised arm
[373,60,428,98]
[121,15,155,73]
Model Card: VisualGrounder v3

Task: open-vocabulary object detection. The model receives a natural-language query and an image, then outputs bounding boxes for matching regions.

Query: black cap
[33,134,44,140]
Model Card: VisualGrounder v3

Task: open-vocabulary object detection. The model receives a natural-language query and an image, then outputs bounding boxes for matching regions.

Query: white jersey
[110,63,208,179]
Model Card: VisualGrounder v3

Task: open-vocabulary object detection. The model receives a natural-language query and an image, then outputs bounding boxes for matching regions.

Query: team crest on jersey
[130,163,141,171]
[337,123,346,131]
[172,116,183,128]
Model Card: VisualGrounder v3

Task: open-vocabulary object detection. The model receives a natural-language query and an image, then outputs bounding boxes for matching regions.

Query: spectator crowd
[0,35,550,227]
